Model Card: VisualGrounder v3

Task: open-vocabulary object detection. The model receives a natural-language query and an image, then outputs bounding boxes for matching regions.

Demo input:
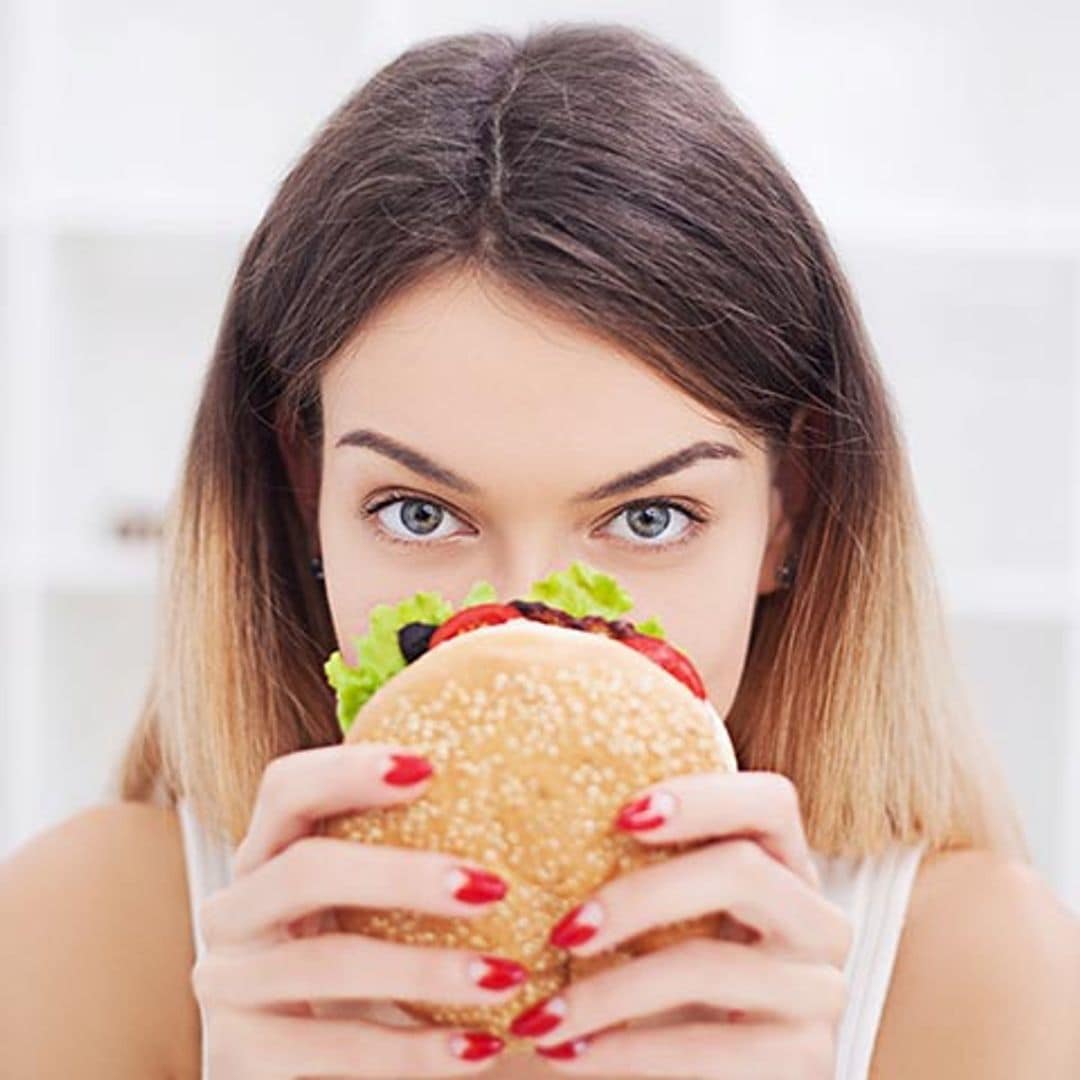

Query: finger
[200,835,506,948]
[560,838,852,968]
[532,1017,835,1077]
[210,1006,508,1077]
[233,742,436,877]
[192,931,529,1011]
[526,938,845,1052]
[613,770,821,891]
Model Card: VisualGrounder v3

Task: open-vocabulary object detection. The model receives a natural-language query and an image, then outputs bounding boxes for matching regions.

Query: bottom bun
[317,618,739,1053]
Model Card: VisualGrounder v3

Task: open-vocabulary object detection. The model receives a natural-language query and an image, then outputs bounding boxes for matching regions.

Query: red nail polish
[381,753,434,786]
[449,866,508,904]
[535,1035,590,1059]
[469,955,529,990]
[509,995,567,1037]
[614,791,674,831]
[549,901,603,948]
[450,1031,504,1061]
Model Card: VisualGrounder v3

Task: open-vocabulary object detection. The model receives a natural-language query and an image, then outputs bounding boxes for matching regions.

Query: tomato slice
[428,603,525,648]
[619,634,707,699]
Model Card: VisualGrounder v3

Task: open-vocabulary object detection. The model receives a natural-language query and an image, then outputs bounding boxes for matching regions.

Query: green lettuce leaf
[524,562,665,636]
[526,561,633,620]
[325,590,454,735]
[634,615,667,639]
[462,580,498,606]
[325,561,666,735]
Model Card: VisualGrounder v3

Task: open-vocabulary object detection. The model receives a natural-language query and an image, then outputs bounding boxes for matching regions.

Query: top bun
[318,617,738,1052]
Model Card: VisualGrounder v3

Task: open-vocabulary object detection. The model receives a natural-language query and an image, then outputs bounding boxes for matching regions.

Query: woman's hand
[508,770,853,1078]
[190,742,529,1078]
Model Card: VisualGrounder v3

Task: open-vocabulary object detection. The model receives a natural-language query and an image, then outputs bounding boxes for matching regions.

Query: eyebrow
[335,428,744,501]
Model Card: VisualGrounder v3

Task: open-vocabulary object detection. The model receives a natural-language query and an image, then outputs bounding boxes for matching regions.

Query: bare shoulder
[0,801,201,1080]
[870,847,1080,1079]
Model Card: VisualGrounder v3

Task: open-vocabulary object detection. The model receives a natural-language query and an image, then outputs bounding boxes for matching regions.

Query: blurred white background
[1,1,1077,913]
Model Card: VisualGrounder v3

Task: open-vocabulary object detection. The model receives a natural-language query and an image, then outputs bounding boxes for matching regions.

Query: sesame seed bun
[316,617,739,1052]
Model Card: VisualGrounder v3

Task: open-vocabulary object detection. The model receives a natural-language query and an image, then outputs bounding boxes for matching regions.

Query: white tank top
[177,796,926,1079]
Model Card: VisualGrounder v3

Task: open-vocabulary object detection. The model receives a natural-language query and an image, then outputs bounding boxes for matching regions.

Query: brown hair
[114,21,1029,861]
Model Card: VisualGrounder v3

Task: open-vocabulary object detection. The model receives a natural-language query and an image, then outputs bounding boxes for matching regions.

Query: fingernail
[468,955,529,991]
[614,789,677,831]
[380,753,434,786]
[447,865,508,904]
[449,1031,504,1061]
[535,1035,591,1059]
[549,899,603,948]
[509,994,568,1037]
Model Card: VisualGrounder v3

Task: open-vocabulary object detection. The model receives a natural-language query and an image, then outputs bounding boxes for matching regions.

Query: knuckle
[258,753,293,814]
[768,771,800,810]
[257,753,284,802]
[766,773,803,833]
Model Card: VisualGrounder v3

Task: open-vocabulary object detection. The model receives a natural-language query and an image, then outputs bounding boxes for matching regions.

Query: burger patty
[508,600,636,640]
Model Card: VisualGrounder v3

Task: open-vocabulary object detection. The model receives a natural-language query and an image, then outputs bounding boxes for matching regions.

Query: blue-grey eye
[398,499,443,535]
[626,504,672,539]
[371,497,464,542]
[604,502,695,547]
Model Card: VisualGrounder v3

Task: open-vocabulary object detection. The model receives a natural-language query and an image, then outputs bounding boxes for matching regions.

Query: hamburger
[316,561,739,1052]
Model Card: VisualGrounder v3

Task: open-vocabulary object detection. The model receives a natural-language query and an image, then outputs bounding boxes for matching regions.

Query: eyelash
[359,487,709,553]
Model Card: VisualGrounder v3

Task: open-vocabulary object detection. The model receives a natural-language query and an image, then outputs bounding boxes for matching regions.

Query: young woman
[3,22,1077,1080]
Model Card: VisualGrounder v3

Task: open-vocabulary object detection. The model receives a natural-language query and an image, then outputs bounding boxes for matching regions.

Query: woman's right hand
[191,742,528,1078]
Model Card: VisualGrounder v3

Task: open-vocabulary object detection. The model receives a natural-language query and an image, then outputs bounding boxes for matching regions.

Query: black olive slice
[398,622,437,663]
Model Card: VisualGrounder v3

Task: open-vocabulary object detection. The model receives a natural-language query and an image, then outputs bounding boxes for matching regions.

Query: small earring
[776,553,797,589]
[310,554,325,581]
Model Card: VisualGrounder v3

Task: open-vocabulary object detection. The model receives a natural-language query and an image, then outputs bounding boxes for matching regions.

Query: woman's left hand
[507,770,853,1077]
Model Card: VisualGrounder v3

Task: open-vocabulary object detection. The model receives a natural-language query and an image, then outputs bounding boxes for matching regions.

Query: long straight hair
[114,22,1029,862]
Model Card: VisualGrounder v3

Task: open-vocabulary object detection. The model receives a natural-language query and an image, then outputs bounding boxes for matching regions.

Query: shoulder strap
[177,798,235,1080]
[176,798,234,963]
[833,841,928,1078]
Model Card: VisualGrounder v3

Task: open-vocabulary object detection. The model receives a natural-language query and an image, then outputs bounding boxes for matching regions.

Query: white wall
[2,0,1077,911]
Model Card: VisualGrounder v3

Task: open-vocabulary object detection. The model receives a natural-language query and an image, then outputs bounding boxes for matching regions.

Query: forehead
[320,266,755,472]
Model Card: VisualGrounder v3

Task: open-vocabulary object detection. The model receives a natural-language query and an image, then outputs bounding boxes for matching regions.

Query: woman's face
[307,265,800,718]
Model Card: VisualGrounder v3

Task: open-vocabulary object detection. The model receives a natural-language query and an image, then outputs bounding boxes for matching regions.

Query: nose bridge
[486,520,574,602]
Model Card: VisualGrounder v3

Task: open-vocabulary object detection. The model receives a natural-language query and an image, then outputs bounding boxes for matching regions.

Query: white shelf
[0,540,162,593]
